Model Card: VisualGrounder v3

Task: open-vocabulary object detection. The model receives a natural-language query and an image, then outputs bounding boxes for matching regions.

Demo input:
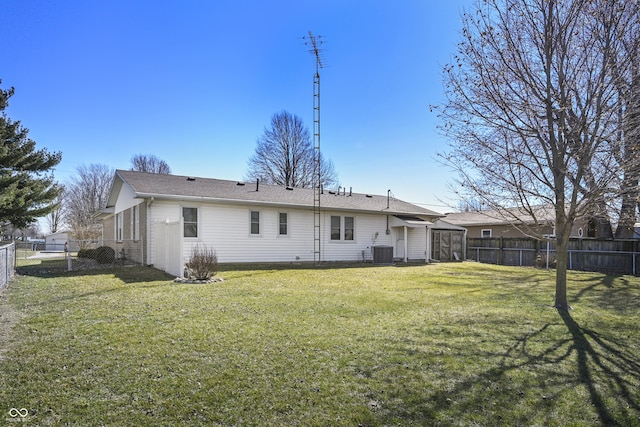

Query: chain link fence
[1,242,16,290]
[15,240,143,272]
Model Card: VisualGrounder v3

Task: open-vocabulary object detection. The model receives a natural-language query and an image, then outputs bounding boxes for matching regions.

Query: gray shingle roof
[445,205,556,226]
[111,170,442,217]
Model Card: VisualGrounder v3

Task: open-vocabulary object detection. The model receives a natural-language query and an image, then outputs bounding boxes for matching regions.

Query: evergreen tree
[0,80,62,229]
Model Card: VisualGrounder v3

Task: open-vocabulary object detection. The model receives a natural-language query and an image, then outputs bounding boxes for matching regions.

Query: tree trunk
[554,220,571,310]
[615,71,640,238]
[615,175,638,238]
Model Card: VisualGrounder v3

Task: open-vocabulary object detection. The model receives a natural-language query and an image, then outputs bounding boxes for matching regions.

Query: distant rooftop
[445,205,556,226]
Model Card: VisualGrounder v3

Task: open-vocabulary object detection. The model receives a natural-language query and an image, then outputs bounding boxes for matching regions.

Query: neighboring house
[445,205,587,239]
[98,170,464,276]
[44,231,69,251]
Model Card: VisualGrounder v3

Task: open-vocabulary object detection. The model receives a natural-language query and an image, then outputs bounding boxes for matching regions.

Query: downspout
[426,224,431,264]
[463,228,467,261]
[403,226,408,263]
[146,196,154,265]
[386,189,391,235]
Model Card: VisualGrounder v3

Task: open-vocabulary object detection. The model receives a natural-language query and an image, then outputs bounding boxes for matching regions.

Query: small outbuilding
[44,231,70,251]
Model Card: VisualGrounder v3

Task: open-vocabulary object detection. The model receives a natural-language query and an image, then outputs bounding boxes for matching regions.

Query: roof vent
[187,177,196,181]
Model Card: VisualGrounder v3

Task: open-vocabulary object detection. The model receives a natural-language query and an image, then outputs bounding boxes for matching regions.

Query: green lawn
[1,261,639,426]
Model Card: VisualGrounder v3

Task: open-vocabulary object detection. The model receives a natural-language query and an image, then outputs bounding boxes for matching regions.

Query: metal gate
[153,219,184,277]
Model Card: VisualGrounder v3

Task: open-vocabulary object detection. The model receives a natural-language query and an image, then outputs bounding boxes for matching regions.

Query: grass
[1,260,639,426]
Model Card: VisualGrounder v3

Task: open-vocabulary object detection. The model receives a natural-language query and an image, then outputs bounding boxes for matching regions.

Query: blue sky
[2,0,470,212]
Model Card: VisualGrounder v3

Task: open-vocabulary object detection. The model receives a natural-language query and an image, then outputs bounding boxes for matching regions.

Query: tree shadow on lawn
[371,311,640,426]
[217,261,426,272]
[557,309,640,425]
[571,274,638,313]
[216,261,434,279]
[17,259,175,284]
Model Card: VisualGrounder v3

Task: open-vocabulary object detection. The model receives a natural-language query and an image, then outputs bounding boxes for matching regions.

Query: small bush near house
[77,248,97,259]
[77,246,115,264]
[185,245,218,280]
[95,246,116,264]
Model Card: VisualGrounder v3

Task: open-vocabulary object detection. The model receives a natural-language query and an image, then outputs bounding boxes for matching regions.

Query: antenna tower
[304,31,323,263]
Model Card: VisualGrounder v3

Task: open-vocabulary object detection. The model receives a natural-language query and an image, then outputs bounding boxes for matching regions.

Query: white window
[183,207,198,238]
[331,216,355,241]
[279,213,288,235]
[481,229,492,238]
[250,210,260,235]
[331,216,341,240]
[344,216,354,241]
[131,205,140,241]
[116,212,124,242]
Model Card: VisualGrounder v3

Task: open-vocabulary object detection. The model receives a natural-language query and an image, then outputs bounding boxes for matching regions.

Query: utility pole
[304,31,323,263]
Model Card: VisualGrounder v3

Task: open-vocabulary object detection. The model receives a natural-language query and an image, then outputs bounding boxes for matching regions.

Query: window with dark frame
[183,207,198,238]
[344,216,354,241]
[250,210,260,235]
[279,213,288,235]
[330,216,341,240]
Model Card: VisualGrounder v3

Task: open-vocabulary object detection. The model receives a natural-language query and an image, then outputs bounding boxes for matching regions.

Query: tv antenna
[304,31,324,263]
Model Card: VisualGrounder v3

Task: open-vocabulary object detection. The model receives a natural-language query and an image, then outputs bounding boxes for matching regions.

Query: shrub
[185,245,218,280]
[77,248,89,259]
[77,248,97,259]
[95,246,116,264]
[535,253,557,269]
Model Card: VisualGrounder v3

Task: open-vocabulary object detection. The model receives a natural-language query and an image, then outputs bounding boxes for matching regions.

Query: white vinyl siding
[146,200,425,265]
[406,227,428,260]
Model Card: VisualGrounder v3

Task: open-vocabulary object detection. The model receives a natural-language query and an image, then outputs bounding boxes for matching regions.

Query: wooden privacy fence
[467,237,640,276]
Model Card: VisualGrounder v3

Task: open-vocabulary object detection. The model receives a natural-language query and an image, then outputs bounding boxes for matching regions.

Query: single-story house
[445,205,588,239]
[44,231,71,251]
[98,170,465,276]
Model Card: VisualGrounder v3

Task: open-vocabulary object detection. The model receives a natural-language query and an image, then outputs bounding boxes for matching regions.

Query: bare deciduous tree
[45,187,65,234]
[437,0,639,309]
[64,164,114,241]
[245,111,338,189]
[611,7,640,238]
[130,154,171,174]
